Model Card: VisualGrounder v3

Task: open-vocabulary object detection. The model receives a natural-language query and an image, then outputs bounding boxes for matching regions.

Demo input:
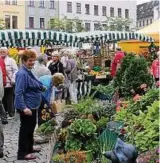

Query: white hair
[0,47,8,50]
[52,51,59,57]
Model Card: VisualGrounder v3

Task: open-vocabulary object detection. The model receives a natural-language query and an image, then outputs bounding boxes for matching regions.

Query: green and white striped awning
[74,31,154,43]
[0,30,154,48]
[0,30,79,47]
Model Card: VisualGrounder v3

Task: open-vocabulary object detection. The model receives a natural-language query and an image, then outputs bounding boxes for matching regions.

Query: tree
[48,17,85,33]
[100,17,133,31]
[48,17,65,31]
[0,19,5,30]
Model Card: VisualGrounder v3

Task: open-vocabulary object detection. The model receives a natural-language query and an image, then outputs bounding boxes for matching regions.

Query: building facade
[137,0,159,30]
[25,0,58,29]
[58,0,137,32]
[0,0,25,29]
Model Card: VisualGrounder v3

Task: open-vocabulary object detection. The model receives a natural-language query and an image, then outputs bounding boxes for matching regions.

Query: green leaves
[69,119,97,137]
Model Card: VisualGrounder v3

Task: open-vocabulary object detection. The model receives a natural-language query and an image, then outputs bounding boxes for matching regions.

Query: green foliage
[73,96,97,115]
[92,82,115,96]
[68,119,97,137]
[36,119,57,134]
[114,55,153,97]
[48,17,85,33]
[96,117,109,132]
[103,17,133,31]
[131,101,159,151]
[0,19,5,30]
[85,138,100,155]
[65,138,82,151]
[128,88,159,115]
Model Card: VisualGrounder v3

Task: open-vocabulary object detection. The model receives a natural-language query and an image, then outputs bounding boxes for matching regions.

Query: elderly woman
[38,73,65,124]
[48,51,64,75]
[65,52,78,104]
[32,55,51,79]
[14,50,46,160]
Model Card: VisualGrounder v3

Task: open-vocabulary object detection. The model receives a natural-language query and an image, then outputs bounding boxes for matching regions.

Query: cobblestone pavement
[1,114,50,163]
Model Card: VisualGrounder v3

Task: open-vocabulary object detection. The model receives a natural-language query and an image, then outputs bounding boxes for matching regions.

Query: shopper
[0,47,18,119]
[14,50,46,160]
[0,57,8,124]
[32,55,51,79]
[48,51,64,75]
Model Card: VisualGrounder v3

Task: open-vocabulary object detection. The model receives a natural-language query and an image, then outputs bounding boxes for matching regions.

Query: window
[29,17,34,28]
[139,21,141,27]
[5,15,11,29]
[85,4,90,14]
[50,0,54,9]
[67,2,72,13]
[39,0,45,7]
[85,23,90,31]
[125,26,129,31]
[143,20,145,26]
[28,0,34,6]
[94,5,98,15]
[94,23,99,30]
[40,18,45,29]
[118,8,122,17]
[125,9,129,18]
[12,0,17,5]
[76,3,81,14]
[146,19,149,25]
[150,19,152,24]
[12,16,18,29]
[102,6,106,16]
[5,0,10,5]
[110,7,114,17]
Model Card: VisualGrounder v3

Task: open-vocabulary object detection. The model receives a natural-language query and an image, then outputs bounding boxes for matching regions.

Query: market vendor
[110,47,125,77]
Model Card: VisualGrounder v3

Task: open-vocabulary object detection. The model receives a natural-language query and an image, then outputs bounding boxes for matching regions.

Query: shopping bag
[51,99,66,114]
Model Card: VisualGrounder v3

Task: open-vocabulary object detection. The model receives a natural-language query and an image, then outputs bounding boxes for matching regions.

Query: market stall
[118,19,160,55]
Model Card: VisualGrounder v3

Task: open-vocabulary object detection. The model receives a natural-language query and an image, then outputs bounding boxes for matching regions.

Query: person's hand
[23,108,32,116]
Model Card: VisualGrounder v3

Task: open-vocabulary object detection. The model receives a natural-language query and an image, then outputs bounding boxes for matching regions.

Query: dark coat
[48,61,64,75]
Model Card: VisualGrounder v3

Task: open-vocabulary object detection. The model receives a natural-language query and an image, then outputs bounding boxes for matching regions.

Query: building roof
[137,0,159,20]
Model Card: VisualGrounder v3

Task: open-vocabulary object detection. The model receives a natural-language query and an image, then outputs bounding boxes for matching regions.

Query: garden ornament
[103,138,138,163]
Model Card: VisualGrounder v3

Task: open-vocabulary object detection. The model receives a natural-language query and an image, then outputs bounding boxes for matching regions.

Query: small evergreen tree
[114,55,153,97]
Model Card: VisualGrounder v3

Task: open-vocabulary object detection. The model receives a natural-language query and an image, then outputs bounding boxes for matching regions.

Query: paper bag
[51,100,65,114]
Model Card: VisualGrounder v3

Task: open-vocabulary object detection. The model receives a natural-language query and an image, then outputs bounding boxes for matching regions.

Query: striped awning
[0,30,79,47]
[74,31,154,43]
[0,30,154,48]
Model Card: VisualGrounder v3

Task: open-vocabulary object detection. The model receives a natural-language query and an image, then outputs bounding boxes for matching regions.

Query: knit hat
[0,47,7,50]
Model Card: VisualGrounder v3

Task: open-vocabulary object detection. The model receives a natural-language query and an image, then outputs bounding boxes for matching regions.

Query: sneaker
[8,116,14,120]
[0,152,4,158]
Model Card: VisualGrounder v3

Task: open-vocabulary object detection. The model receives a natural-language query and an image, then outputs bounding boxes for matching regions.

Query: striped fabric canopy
[0,30,79,47]
[0,30,154,48]
[74,31,154,43]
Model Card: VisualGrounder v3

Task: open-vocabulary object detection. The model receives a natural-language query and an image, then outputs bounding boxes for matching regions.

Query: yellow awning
[137,19,160,41]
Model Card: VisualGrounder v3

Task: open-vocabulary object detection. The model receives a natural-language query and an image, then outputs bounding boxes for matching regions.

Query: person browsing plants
[14,50,46,160]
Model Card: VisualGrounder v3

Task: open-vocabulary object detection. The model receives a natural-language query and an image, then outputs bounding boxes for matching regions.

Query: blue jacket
[39,75,53,105]
[14,66,43,110]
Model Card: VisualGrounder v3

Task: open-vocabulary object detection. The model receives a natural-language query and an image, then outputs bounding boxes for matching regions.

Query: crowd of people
[0,46,159,160]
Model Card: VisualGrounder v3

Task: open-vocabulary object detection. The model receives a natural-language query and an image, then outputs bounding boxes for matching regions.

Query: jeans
[0,120,4,153]
[18,110,37,157]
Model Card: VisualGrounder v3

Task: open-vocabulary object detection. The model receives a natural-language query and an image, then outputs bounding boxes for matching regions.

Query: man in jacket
[0,47,18,119]
[0,57,8,124]
[48,51,64,75]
